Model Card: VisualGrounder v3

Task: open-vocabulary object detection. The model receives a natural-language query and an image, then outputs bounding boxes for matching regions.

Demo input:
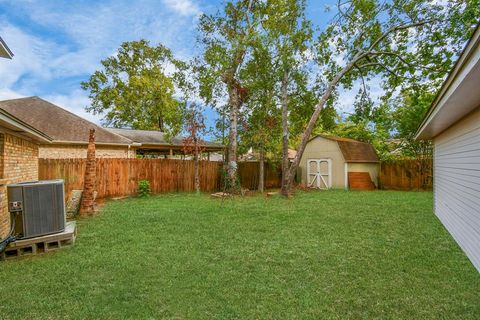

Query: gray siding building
[416,24,480,272]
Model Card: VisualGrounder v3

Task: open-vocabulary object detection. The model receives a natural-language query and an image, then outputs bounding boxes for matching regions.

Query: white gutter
[0,37,13,59]
[51,140,133,147]
[415,23,480,139]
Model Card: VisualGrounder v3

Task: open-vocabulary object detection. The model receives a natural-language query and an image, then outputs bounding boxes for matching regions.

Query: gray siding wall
[434,107,480,272]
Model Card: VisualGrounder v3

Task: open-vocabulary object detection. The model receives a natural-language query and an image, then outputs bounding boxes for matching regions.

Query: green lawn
[1,191,479,319]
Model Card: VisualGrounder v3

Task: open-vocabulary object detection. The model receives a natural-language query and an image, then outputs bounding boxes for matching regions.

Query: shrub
[138,180,151,197]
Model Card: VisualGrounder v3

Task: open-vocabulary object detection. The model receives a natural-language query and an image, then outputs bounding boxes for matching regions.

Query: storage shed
[416,24,480,272]
[298,135,379,190]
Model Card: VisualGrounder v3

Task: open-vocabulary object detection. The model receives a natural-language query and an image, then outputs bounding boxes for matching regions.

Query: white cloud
[162,0,201,16]
[0,0,202,123]
[0,24,58,92]
[0,88,24,100]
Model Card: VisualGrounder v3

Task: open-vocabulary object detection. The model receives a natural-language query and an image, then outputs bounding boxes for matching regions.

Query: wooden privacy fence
[379,159,433,190]
[38,158,282,199]
[238,161,282,190]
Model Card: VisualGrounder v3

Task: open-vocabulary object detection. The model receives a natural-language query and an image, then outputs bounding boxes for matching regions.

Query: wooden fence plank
[379,159,432,190]
[38,158,281,199]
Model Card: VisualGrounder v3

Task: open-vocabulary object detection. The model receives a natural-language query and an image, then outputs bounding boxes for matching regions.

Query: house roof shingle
[314,135,379,163]
[0,97,132,145]
[0,108,51,142]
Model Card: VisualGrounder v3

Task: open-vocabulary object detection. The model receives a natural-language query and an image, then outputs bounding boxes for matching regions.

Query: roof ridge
[107,127,166,134]
[315,134,367,144]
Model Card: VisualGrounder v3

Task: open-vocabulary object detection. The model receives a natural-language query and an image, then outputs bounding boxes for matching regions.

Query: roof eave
[0,110,52,142]
[138,143,224,150]
[0,37,14,59]
[50,140,132,146]
[346,160,380,163]
[415,23,480,140]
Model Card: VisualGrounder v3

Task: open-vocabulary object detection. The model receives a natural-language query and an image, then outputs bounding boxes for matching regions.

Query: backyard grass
[1,190,479,319]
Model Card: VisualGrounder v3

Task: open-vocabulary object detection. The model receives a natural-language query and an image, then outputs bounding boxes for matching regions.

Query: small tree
[183,105,207,194]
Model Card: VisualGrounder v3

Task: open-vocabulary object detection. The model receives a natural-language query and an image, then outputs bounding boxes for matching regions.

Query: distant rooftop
[106,128,224,150]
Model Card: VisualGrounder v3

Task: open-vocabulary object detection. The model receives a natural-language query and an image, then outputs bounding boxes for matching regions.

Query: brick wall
[0,133,39,238]
[39,144,134,159]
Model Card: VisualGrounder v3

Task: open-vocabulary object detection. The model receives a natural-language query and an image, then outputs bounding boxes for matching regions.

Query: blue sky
[0,0,351,132]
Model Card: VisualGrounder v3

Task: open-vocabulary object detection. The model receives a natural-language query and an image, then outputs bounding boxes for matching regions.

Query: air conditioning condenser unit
[7,180,66,239]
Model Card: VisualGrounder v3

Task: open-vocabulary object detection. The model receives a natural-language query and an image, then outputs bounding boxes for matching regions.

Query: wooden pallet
[1,221,77,261]
[348,172,376,190]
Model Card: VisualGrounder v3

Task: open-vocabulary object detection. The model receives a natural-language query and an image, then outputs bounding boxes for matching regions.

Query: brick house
[0,108,52,238]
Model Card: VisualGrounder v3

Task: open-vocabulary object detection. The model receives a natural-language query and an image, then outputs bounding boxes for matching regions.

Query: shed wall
[348,163,380,187]
[298,137,346,188]
[433,107,480,272]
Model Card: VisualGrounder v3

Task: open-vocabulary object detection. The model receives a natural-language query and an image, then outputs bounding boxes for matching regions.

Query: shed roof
[312,135,379,163]
[0,97,132,145]
[106,128,224,150]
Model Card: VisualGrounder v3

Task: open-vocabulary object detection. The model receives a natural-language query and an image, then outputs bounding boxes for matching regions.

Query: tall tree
[239,27,281,193]
[183,104,207,194]
[256,0,313,197]
[197,0,258,192]
[283,0,478,195]
[81,40,185,134]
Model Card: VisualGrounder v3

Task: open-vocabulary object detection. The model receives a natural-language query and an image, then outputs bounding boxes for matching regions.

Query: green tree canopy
[81,40,185,134]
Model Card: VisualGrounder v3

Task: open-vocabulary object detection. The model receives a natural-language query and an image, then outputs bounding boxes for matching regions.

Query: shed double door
[307,159,332,189]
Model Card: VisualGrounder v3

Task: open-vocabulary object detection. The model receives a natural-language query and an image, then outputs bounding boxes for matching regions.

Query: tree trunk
[158,116,164,132]
[80,129,96,215]
[280,71,291,197]
[194,142,200,194]
[283,61,358,194]
[227,88,240,192]
[258,148,265,193]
